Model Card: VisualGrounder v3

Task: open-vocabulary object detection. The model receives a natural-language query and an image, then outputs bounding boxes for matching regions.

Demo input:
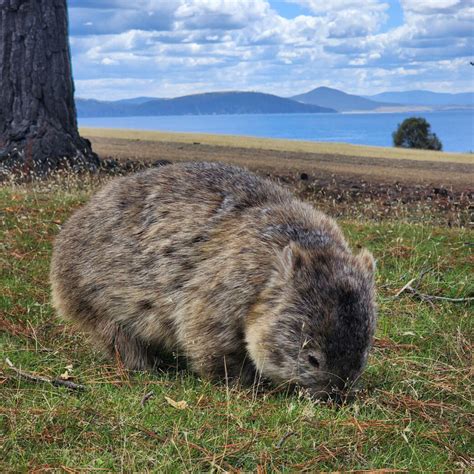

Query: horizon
[75,86,474,102]
[69,0,474,101]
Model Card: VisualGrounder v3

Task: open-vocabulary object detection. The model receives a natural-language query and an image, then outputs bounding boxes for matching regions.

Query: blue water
[79,109,474,153]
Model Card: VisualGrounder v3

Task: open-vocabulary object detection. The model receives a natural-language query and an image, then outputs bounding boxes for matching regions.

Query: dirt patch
[89,136,474,188]
[88,135,473,227]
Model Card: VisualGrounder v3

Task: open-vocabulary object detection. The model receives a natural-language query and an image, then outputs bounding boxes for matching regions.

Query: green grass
[1,181,472,472]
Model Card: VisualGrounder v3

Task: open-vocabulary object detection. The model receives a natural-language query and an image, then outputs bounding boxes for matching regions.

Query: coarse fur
[50,162,377,398]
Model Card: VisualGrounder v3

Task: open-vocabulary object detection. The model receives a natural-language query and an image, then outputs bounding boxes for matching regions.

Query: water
[79,109,474,153]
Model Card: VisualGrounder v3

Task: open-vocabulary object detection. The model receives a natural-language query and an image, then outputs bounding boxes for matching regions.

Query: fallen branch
[394,277,417,297]
[276,430,296,448]
[141,390,155,406]
[397,286,474,304]
[394,269,473,304]
[5,358,85,391]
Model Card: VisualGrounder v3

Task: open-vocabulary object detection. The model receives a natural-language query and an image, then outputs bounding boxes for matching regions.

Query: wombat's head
[246,243,377,400]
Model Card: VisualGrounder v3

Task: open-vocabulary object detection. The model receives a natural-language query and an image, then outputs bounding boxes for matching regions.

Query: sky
[68,0,474,100]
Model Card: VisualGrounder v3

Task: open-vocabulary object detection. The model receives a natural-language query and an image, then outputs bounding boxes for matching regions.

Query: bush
[392,117,443,151]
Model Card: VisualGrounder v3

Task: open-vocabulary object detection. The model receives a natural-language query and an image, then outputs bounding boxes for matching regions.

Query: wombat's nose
[312,388,354,405]
[313,379,355,405]
[309,390,331,401]
[309,382,344,402]
[328,388,355,405]
[328,377,357,404]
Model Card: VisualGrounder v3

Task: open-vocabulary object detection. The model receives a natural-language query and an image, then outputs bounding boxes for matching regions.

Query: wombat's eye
[308,355,319,368]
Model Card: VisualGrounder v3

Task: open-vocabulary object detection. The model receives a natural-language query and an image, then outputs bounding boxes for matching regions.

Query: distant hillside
[76,99,130,117]
[113,97,159,105]
[76,92,336,117]
[291,86,389,112]
[365,90,474,106]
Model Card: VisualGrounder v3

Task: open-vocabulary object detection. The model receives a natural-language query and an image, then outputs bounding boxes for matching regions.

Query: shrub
[392,117,443,151]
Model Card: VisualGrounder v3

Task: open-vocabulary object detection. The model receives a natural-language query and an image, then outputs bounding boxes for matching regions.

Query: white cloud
[69,0,474,99]
[401,0,468,14]
[175,0,271,30]
[101,57,118,65]
[287,0,387,13]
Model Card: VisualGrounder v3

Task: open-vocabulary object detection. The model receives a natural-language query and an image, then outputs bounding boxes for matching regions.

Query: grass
[1,177,473,472]
[80,127,474,164]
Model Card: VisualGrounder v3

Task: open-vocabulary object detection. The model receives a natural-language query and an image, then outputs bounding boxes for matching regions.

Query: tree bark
[0,0,99,178]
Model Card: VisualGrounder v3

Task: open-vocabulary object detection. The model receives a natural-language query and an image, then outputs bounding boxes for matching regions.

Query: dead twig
[5,358,85,391]
[141,390,155,406]
[276,430,296,448]
[400,286,474,303]
[394,277,418,297]
[394,269,473,304]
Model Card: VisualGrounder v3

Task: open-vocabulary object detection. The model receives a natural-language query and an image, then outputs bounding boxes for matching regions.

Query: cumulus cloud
[287,0,387,13]
[374,0,473,65]
[174,0,271,30]
[70,4,176,35]
[401,0,468,14]
[68,0,474,99]
[286,0,389,38]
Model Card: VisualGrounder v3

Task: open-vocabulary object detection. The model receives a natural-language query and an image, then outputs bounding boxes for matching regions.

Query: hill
[75,99,131,117]
[291,86,389,112]
[76,92,336,117]
[365,90,474,106]
[113,97,159,105]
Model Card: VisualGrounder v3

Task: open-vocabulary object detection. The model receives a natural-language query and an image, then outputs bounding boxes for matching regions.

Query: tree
[0,0,99,178]
[392,117,442,151]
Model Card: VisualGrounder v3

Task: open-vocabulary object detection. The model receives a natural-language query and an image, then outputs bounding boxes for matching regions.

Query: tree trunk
[0,0,99,179]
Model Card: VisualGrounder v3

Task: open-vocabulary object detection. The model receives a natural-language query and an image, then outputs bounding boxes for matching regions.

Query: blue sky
[68,0,474,100]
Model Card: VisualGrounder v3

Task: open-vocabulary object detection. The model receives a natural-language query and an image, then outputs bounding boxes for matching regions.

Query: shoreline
[80,127,474,165]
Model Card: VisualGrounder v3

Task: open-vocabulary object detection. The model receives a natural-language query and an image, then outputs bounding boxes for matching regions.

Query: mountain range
[364,90,474,106]
[76,87,473,117]
[76,91,335,118]
[291,86,391,112]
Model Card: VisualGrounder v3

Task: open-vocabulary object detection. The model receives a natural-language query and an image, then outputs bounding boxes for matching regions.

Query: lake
[79,109,474,153]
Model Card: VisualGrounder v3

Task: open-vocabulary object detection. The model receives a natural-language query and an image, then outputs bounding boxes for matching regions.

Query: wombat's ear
[277,242,305,277]
[358,249,376,275]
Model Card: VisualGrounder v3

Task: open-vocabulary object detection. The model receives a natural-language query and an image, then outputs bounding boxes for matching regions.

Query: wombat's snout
[312,390,355,405]
[310,381,356,404]
[307,371,360,403]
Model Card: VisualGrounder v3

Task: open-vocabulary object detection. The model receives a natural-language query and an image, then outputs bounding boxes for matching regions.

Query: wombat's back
[52,164,298,369]
[50,162,353,381]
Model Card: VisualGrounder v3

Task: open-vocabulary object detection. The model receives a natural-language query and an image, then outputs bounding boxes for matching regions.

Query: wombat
[50,162,377,398]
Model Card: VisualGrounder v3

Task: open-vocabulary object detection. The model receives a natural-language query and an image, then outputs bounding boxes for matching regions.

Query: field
[1,131,473,472]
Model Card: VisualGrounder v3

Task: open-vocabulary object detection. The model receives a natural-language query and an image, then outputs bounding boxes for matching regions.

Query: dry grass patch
[80,127,474,164]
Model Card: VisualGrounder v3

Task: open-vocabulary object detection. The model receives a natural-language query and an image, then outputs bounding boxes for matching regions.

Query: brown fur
[50,162,377,397]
